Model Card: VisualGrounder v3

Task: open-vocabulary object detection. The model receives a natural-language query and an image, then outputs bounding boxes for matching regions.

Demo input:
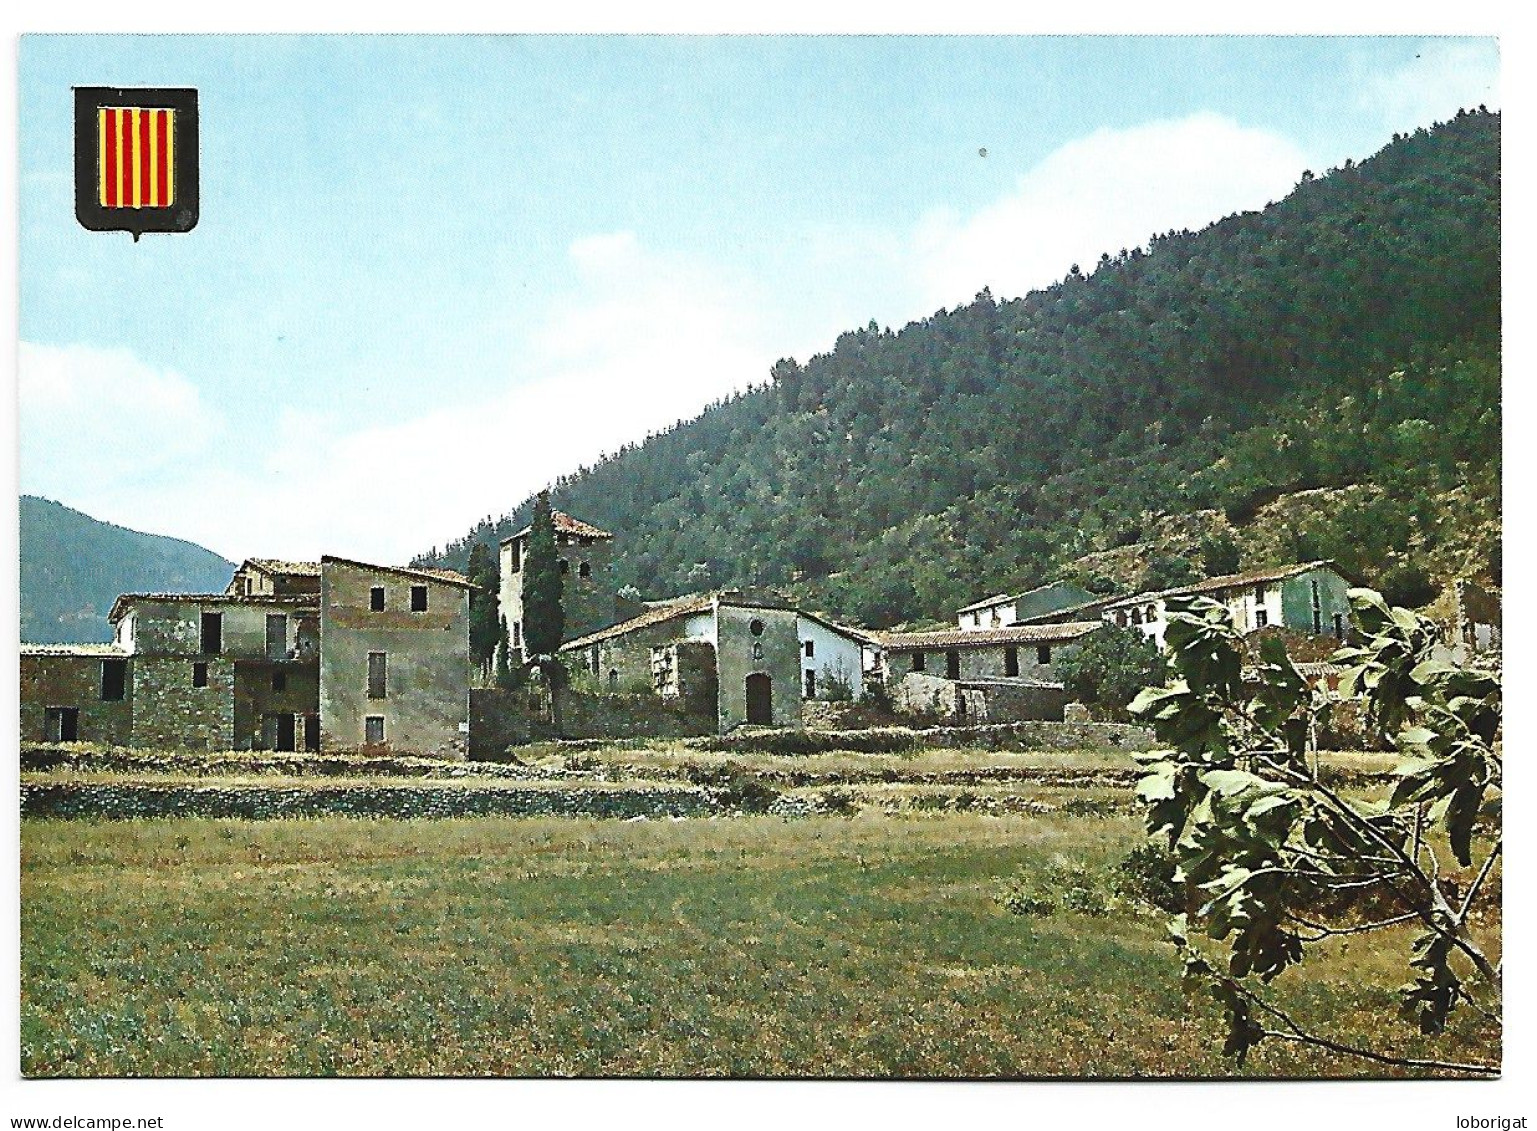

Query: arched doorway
[745,673,773,725]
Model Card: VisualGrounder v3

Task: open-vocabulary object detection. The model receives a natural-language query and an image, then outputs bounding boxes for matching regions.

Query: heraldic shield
[74,86,198,239]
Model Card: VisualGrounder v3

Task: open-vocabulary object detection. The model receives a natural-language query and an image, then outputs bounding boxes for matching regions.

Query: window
[368,652,387,699]
[911,652,925,673]
[513,622,521,647]
[411,585,428,612]
[1004,646,1019,677]
[578,561,591,579]
[1037,645,1052,666]
[100,658,126,701]
[608,670,619,692]
[1333,613,1346,641]
[46,706,79,742]
[267,613,288,659]
[272,669,287,692]
[364,716,385,745]
[192,662,208,688]
[1313,608,1322,634]
[508,540,521,573]
[370,586,386,611]
[200,611,223,654]
[804,669,816,698]
[589,646,600,676]
[1255,608,1269,628]
[559,558,570,575]
[804,640,815,658]
[749,618,765,637]
[946,650,960,679]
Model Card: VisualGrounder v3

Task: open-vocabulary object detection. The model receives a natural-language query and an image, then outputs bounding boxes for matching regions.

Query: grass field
[21,798,1498,1077]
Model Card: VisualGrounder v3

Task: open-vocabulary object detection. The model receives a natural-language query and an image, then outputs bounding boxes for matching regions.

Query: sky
[17,35,1500,565]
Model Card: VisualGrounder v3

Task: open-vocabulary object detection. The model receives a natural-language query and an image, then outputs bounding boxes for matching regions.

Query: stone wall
[715,599,802,730]
[468,687,714,758]
[131,656,235,750]
[19,653,133,745]
[320,560,470,758]
[892,672,1067,723]
[232,659,321,751]
[890,639,1084,684]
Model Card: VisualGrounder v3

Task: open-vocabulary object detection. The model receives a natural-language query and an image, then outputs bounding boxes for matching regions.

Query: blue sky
[18,35,1499,563]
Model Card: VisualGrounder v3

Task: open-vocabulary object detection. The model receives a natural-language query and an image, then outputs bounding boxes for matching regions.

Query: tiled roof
[1100,560,1339,609]
[561,594,715,651]
[21,642,130,657]
[245,558,321,577]
[109,592,318,622]
[320,556,474,589]
[873,621,1104,651]
[504,511,613,544]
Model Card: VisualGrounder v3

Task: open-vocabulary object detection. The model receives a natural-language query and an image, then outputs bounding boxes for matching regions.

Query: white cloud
[29,232,779,564]
[913,114,1311,311]
[1355,40,1499,138]
[19,341,225,504]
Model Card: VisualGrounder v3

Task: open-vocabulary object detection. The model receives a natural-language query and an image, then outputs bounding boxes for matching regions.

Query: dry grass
[21,810,1496,1078]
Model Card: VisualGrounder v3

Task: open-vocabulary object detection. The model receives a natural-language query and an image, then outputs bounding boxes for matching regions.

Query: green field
[20,751,1499,1077]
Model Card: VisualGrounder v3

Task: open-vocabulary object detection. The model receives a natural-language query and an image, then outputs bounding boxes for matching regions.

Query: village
[18,505,1501,759]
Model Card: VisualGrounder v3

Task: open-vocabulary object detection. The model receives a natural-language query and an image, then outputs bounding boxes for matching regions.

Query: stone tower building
[499,511,615,661]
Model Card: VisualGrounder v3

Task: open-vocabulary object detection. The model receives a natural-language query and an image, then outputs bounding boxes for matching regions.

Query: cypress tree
[522,490,565,663]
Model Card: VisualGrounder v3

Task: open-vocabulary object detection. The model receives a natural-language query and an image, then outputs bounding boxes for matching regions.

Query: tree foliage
[1129,590,1500,1075]
[420,112,1499,628]
[1056,624,1168,721]
[522,491,564,663]
[466,541,501,678]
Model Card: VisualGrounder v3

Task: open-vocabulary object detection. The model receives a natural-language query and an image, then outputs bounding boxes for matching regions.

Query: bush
[998,859,1116,918]
[1114,842,1185,913]
[684,763,781,813]
[1056,625,1168,722]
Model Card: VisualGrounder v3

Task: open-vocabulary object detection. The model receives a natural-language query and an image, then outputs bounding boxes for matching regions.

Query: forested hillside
[21,496,236,643]
[420,110,1499,627]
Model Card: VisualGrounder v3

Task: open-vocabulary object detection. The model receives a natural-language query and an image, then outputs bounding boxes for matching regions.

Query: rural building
[21,557,472,758]
[19,643,133,745]
[1021,561,1355,651]
[870,621,1104,722]
[955,581,1095,631]
[1428,579,1502,666]
[560,589,871,732]
[499,511,615,661]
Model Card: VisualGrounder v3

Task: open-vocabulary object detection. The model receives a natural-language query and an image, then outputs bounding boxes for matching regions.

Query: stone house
[868,622,1102,723]
[955,581,1095,631]
[21,557,472,758]
[1021,561,1355,651]
[19,643,134,744]
[560,589,871,732]
[499,511,615,662]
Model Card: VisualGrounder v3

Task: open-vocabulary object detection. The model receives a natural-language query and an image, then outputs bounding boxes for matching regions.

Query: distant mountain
[20,496,235,643]
[427,109,1495,627]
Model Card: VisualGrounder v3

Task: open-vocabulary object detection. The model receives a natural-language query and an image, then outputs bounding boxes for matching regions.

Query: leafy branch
[1131,588,1500,1074]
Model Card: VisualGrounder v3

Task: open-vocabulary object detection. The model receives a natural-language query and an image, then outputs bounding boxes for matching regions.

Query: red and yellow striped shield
[75,87,198,238]
[97,106,177,209]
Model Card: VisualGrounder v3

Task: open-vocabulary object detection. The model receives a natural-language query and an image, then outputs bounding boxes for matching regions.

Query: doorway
[745,673,772,725]
[46,706,79,742]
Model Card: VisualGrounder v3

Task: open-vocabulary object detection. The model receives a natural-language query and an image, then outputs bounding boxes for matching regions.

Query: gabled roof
[873,621,1104,652]
[561,593,715,651]
[956,592,1017,615]
[1100,560,1340,610]
[798,609,877,646]
[502,511,613,544]
[320,556,474,589]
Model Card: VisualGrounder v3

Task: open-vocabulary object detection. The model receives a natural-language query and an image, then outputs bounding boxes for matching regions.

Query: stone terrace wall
[469,687,714,759]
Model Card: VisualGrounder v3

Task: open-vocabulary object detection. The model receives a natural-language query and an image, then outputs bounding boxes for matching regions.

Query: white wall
[797,616,865,700]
